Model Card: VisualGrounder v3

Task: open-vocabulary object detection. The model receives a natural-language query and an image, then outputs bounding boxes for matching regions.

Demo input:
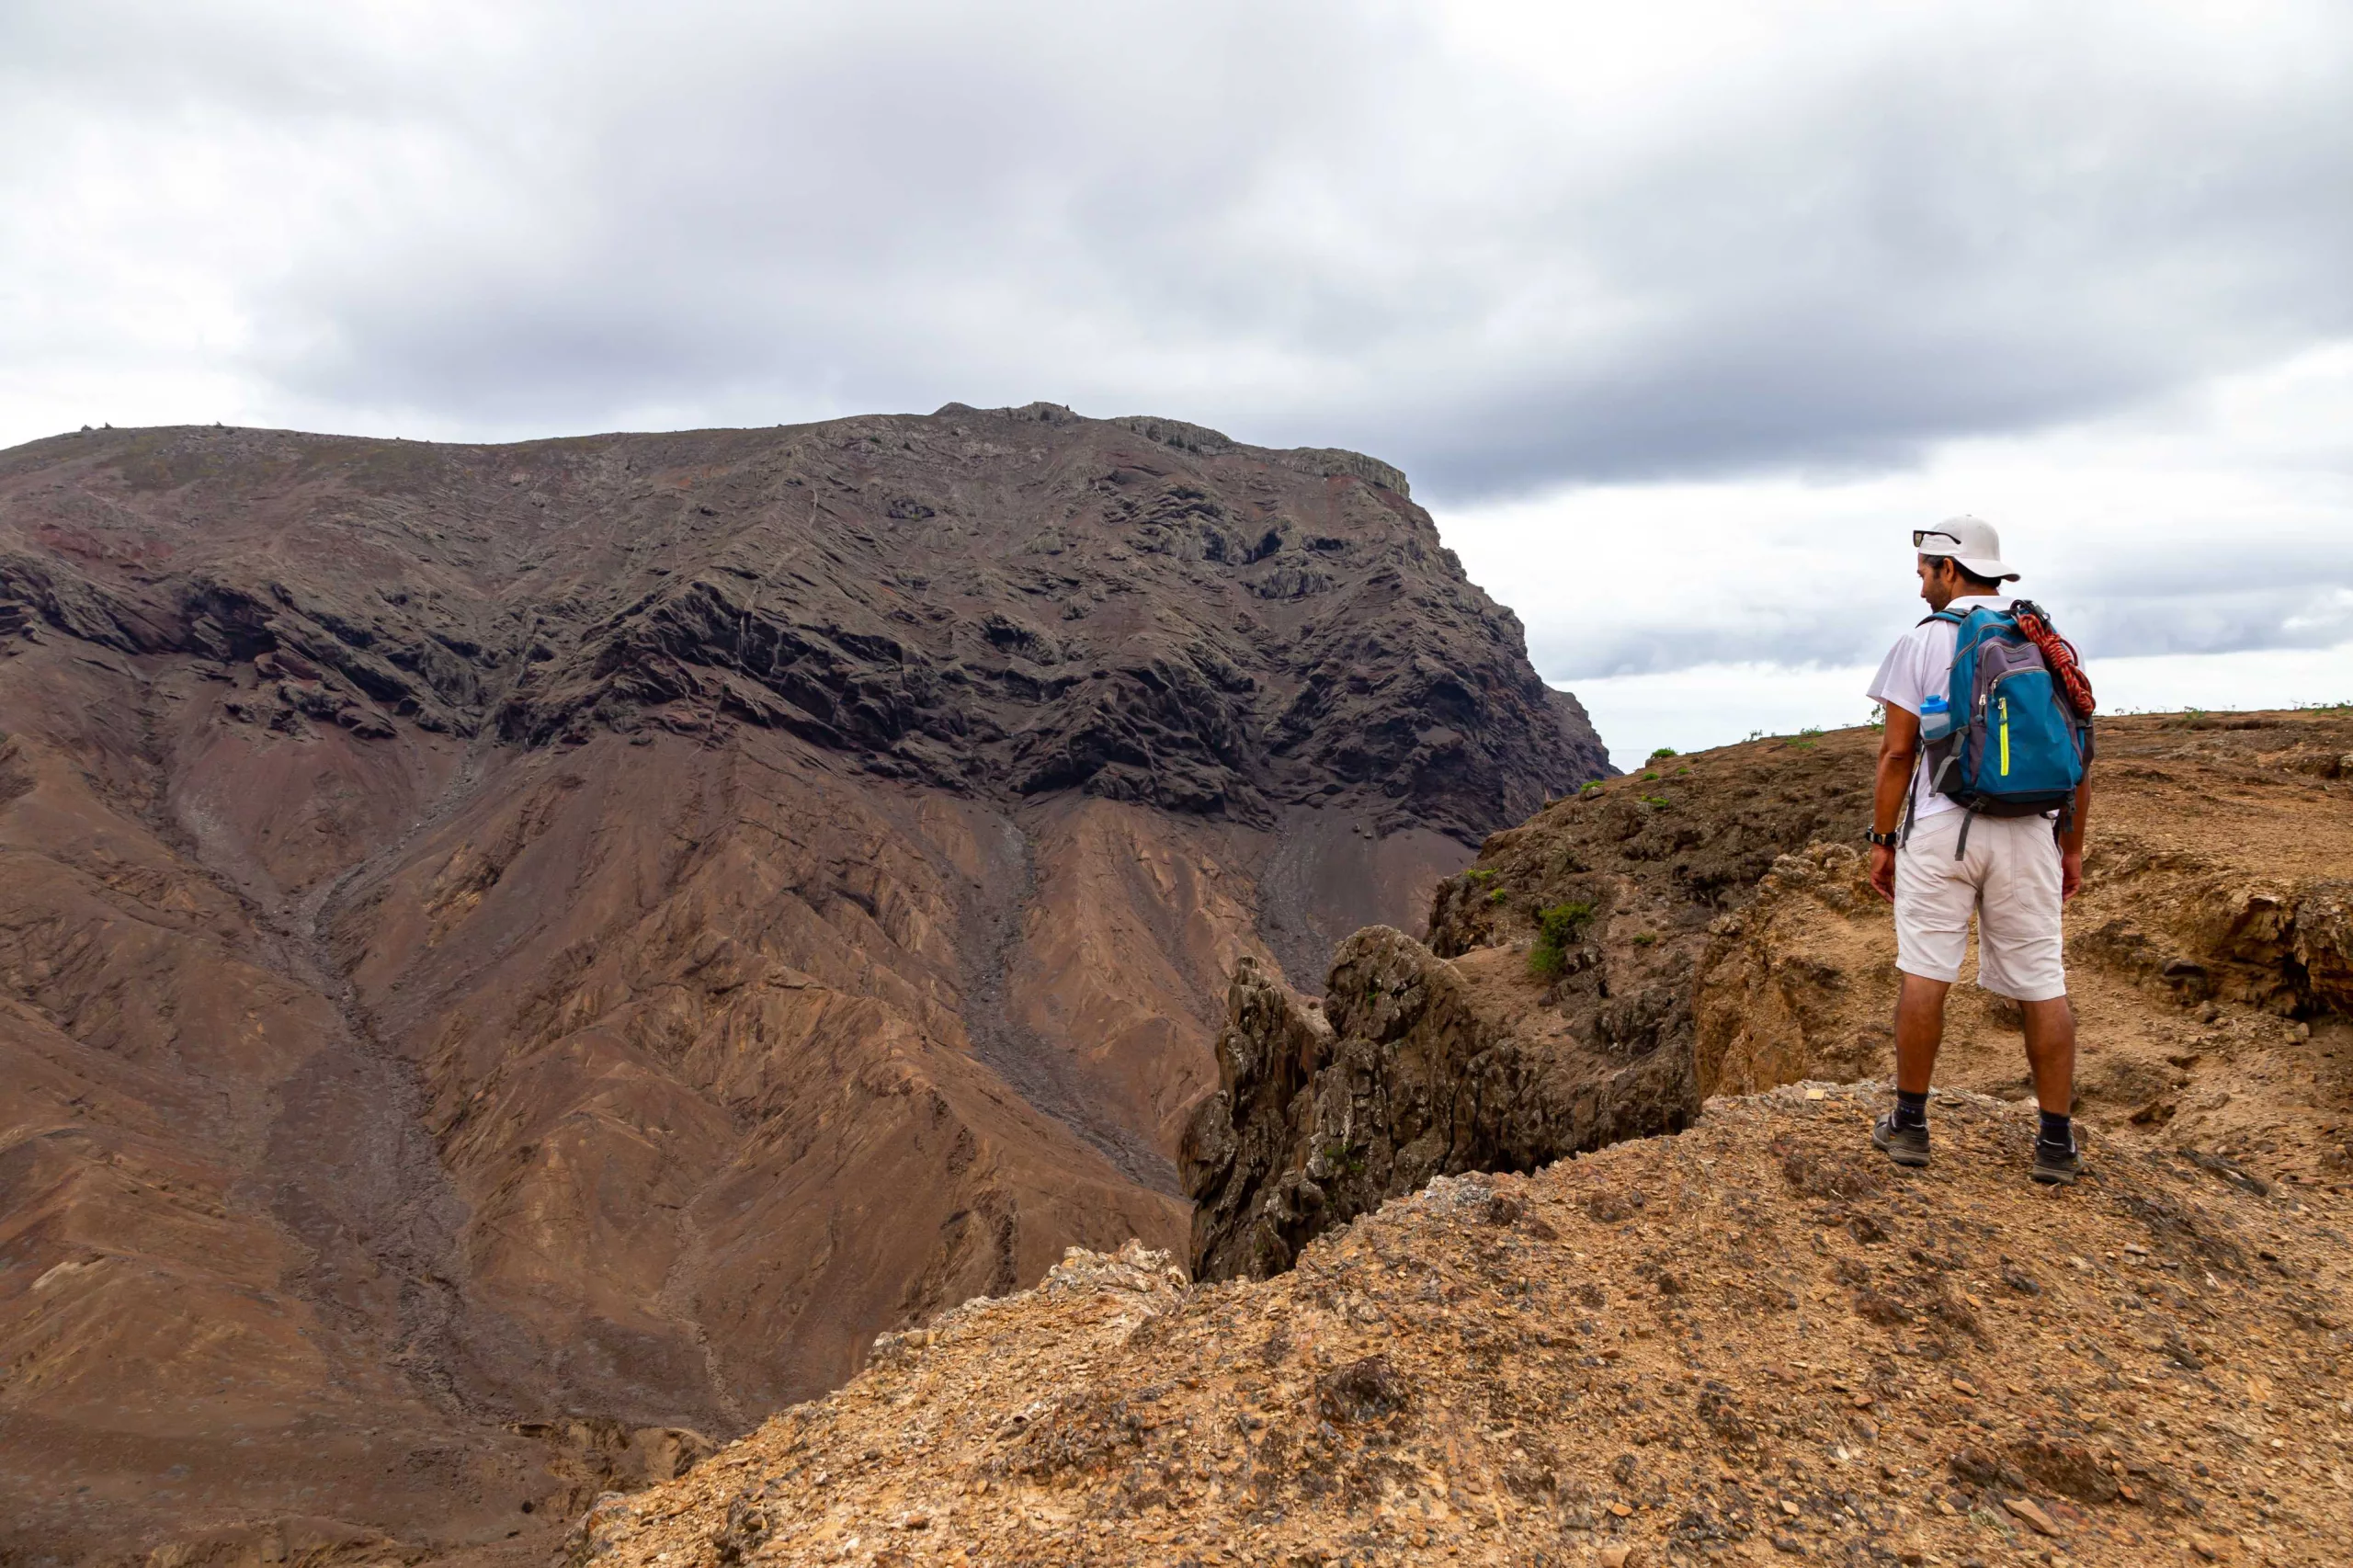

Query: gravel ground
[574,1081,2353,1568]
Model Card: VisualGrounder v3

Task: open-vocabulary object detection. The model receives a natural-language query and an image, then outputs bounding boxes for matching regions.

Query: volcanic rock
[1182,927,1697,1282]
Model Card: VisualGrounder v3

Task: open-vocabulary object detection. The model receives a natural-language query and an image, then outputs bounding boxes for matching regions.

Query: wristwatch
[1864,828,1900,847]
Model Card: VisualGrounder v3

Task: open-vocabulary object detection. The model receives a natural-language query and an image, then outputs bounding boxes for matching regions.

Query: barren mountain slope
[577,1083,2353,1568]
[0,406,1605,1563]
[1190,710,2353,1277]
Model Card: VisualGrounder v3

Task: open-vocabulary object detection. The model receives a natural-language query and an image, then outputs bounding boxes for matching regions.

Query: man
[1862,517,2090,1185]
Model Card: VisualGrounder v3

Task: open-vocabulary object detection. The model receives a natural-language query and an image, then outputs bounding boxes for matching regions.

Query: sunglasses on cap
[1912,529,1961,550]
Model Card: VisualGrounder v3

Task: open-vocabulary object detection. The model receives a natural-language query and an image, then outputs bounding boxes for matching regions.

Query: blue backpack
[1908,602,2093,855]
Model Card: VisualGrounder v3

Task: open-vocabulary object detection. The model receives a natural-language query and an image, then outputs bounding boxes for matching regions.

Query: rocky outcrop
[1181,927,1699,1281]
[1186,708,2353,1282]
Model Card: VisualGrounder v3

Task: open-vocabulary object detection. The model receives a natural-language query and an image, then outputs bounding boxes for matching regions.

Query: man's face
[1915,554,1957,611]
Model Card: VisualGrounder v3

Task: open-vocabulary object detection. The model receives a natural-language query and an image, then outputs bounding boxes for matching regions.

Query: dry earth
[576,1084,2353,1568]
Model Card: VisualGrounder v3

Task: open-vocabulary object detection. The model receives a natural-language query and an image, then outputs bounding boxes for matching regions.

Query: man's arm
[1869,703,1920,902]
[2060,770,2090,901]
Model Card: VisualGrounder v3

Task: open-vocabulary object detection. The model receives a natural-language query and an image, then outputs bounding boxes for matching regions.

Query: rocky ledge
[569,1083,2353,1568]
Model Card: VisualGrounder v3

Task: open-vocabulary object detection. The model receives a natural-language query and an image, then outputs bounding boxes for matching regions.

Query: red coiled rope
[2011,600,2095,717]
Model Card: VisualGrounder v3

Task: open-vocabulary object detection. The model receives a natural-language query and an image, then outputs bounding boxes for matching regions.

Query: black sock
[1893,1089,1928,1131]
[2038,1109,2073,1149]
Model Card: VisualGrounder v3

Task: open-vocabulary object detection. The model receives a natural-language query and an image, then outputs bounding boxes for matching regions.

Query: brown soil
[575,1083,2353,1568]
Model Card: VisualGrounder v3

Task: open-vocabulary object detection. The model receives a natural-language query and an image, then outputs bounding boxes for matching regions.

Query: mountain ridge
[0,404,1605,1563]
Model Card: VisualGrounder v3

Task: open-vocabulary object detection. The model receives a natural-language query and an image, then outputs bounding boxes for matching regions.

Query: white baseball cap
[1912,515,2018,582]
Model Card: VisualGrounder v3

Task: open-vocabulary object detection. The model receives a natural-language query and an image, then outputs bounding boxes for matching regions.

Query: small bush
[1528,899,1597,979]
[1649,746,1677,759]
[1579,779,1604,798]
[1464,866,1500,885]
[1316,1356,1408,1424]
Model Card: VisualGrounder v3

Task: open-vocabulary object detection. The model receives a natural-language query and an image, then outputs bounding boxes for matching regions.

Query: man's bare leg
[2022,994,2084,1182]
[2021,995,2077,1115]
[1874,972,1950,1165]
[1894,972,1952,1094]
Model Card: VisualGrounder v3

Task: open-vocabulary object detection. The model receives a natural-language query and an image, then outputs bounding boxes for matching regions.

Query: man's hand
[1870,843,1897,901]
[2061,847,2082,903]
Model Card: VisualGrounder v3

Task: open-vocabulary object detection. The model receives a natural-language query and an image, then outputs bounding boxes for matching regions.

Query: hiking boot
[1871,1110,1929,1168]
[2032,1137,2085,1187]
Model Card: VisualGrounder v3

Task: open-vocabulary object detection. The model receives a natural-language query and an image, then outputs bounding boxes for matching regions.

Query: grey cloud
[5,1,2351,501]
[1529,530,2353,682]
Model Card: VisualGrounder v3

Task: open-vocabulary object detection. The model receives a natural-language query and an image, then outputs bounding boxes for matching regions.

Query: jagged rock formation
[1181,929,1697,1281]
[1187,710,2353,1280]
[0,405,1605,1563]
[575,1083,2353,1568]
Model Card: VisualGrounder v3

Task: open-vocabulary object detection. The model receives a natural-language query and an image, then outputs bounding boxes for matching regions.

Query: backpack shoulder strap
[1917,610,1965,627]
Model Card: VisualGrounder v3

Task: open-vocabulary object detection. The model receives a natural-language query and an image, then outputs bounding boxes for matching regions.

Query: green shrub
[1464,866,1500,885]
[1649,746,1677,759]
[1579,779,1605,798]
[1322,1141,1367,1176]
[1528,899,1597,979]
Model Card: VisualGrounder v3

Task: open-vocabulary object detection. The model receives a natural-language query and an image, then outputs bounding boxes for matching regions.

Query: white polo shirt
[1865,595,2015,822]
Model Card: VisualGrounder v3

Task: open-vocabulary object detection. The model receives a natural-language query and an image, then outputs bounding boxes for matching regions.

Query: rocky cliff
[1186,710,2353,1280]
[0,405,1605,1563]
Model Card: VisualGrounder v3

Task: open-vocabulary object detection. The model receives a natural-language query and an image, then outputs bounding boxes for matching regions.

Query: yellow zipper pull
[1999,696,2010,776]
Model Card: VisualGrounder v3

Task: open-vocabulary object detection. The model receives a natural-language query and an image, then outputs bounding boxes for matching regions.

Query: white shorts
[1894,810,2067,1002]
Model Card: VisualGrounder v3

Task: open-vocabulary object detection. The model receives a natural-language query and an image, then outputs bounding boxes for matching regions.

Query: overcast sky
[5,0,2348,763]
